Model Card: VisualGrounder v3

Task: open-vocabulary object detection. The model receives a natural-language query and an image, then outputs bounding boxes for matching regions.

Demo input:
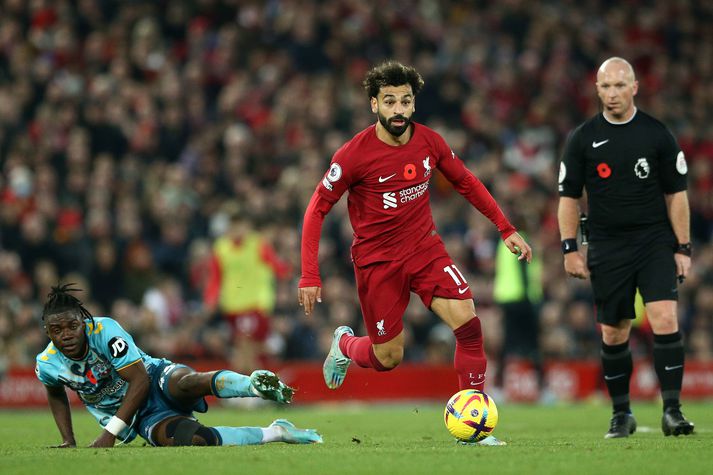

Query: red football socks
[340,334,389,371]
[453,317,487,390]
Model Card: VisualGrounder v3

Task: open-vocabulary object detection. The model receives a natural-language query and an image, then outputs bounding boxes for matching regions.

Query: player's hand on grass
[504,232,532,263]
[298,286,321,316]
[88,431,116,448]
[50,441,76,448]
[564,252,589,279]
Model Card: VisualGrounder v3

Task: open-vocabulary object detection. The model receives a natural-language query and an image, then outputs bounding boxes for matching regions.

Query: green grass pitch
[1,401,712,475]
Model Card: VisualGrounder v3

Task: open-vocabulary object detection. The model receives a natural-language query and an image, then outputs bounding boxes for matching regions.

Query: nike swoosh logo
[604,373,626,381]
[592,139,609,148]
[665,365,683,371]
[378,173,396,183]
[458,286,469,294]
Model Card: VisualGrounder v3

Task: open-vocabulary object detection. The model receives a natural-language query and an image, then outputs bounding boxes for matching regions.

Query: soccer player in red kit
[298,62,531,444]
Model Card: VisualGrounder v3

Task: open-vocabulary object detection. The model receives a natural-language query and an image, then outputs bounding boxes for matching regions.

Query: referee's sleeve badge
[676,151,687,175]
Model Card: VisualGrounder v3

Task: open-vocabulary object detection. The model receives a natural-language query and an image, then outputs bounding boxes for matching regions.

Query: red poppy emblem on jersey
[404,163,416,180]
[86,368,97,385]
[597,162,611,178]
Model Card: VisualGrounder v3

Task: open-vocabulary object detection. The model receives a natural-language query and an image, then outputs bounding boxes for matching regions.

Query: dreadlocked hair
[42,283,95,327]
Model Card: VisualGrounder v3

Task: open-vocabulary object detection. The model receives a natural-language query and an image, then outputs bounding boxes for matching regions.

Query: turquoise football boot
[270,419,323,444]
[323,326,354,389]
[249,370,294,404]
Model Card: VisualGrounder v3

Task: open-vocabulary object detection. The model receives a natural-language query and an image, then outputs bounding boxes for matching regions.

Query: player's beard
[377,111,411,137]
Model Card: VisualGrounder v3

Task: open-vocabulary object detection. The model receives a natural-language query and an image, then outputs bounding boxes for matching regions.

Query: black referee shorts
[587,233,678,325]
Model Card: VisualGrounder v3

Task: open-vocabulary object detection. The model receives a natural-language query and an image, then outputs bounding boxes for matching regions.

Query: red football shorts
[353,240,473,344]
[224,311,270,342]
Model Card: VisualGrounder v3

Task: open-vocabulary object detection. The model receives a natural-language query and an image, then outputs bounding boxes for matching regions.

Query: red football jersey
[300,122,514,287]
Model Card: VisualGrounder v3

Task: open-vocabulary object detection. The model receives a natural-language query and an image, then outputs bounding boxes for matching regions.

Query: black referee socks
[653,331,685,410]
[601,340,633,414]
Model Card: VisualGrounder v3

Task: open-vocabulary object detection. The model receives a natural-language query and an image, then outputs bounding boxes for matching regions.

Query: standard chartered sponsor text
[399,182,428,203]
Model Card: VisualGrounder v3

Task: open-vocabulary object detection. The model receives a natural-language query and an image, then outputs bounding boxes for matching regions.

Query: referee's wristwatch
[675,242,692,257]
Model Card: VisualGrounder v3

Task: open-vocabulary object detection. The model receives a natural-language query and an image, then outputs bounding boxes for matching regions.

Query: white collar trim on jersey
[603,107,637,125]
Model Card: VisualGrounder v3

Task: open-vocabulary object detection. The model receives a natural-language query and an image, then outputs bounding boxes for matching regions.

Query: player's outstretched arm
[89,361,150,448]
[299,191,335,317]
[45,384,77,448]
[298,286,322,316]
[503,232,532,263]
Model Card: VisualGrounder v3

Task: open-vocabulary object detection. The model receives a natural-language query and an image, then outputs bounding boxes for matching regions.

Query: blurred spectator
[89,238,124,313]
[493,231,544,388]
[203,202,291,372]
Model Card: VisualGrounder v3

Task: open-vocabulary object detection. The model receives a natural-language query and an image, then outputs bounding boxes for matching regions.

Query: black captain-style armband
[675,242,692,257]
[561,238,578,254]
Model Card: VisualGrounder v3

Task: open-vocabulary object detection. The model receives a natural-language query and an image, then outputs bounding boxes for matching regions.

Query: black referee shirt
[558,109,688,239]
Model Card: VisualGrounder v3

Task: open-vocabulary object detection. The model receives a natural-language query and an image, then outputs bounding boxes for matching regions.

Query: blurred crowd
[1,0,712,376]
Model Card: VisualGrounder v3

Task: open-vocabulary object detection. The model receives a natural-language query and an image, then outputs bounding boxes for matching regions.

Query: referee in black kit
[557,57,694,439]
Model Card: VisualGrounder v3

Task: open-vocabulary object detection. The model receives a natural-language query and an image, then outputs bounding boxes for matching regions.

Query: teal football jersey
[36,317,161,441]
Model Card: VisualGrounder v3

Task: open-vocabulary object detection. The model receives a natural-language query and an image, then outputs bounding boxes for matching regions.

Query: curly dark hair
[362,61,424,99]
[42,283,95,327]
